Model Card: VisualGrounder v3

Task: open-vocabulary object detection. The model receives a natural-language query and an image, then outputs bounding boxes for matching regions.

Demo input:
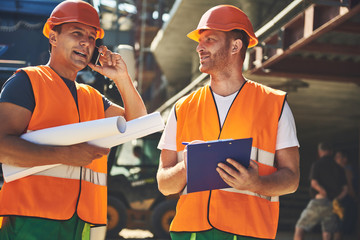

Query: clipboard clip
[182,139,234,146]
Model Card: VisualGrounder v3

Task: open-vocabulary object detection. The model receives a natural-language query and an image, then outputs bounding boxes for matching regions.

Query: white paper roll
[21,116,126,145]
[2,112,164,183]
[89,112,165,148]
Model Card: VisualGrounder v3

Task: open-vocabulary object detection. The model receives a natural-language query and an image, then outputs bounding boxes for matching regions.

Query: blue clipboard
[186,138,253,193]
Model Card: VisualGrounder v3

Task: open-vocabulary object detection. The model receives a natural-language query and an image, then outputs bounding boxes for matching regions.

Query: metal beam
[255,0,304,38]
[248,3,360,76]
[251,70,360,84]
[334,21,360,33]
[301,42,360,55]
[254,56,360,84]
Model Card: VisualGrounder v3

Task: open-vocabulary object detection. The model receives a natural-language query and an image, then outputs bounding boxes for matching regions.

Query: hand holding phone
[90,46,100,66]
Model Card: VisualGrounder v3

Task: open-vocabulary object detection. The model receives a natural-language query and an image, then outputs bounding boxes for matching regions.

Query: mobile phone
[90,46,100,65]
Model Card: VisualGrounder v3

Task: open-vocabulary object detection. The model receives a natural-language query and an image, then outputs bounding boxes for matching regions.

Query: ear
[48,30,57,47]
[231,39,243,54]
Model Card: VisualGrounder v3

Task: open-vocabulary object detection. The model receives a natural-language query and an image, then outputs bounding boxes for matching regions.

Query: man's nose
[80,36,91,47]
[196,42,204,53]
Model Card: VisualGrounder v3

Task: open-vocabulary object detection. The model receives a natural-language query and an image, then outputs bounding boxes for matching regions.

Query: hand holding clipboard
[185,138,253,193]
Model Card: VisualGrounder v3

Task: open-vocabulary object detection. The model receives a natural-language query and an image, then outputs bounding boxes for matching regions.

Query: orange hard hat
[187,5,258,48]
[43,0,104,39]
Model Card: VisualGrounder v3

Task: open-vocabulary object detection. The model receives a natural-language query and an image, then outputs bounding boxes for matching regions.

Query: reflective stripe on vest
[172,82,286,239]
[0,66,107,224]
[33,165,107,186]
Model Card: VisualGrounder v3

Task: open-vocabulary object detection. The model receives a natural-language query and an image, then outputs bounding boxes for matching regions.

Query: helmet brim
[43,19,104,39]
[187,27,258,48]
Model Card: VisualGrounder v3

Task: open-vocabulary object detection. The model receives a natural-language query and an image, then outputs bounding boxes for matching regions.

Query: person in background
[0,1,146,239]
[157,5,300,240]
[334,150,358,236]
[294,142,348,240]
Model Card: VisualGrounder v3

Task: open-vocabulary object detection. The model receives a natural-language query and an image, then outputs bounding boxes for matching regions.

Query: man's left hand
[88,46,129,82]
[217,159,260,192]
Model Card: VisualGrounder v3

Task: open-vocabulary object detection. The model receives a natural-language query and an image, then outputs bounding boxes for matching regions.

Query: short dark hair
[52,24,62,34]
[335,149,348,158]
[226,29,249,60]
[318,142,333,152]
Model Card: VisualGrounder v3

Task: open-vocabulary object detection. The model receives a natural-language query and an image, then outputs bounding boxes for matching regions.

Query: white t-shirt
[158,90,299,151]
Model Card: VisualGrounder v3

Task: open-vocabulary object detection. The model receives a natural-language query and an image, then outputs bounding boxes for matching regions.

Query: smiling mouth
[200,56,209,63]
[74,50,87,58]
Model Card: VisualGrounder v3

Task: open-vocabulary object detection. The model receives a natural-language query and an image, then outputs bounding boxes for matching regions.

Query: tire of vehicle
[106,196,127,238]
[150,199,177,239]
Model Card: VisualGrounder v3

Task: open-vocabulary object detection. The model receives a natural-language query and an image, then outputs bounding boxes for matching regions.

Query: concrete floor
[276,231,358,240]
[108,229,359,240]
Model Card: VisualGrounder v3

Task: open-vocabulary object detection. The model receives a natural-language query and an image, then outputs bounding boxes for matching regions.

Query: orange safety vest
[172,81,286,239]
[0,66,107,225]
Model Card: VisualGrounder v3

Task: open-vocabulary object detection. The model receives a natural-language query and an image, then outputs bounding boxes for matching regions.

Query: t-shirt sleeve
[0,70,35,112]
[102,95,112,111]
[157,105,177,151]
[276,101,300,150]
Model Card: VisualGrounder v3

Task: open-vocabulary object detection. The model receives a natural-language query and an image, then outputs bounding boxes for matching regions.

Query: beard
[199,44,231,74]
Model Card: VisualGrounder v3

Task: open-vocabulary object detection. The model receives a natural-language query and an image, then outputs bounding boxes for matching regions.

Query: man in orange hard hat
[157,5,300,240]
[0,0,146,239]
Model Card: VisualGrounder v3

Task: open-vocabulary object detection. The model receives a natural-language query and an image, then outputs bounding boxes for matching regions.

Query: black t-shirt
[0,70,111,112]
[309,155,347,200]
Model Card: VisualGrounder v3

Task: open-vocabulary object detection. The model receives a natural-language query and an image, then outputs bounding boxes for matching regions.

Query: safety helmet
[187,5,258,48]
[43,0,104,39]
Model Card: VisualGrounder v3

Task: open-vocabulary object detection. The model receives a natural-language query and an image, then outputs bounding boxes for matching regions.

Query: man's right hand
[311,179,327,199]
[60,143,110,166]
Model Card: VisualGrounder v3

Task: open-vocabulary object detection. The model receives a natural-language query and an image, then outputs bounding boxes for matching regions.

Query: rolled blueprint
[89,112,164,147]
[2,112,164,182]
[21,116,127,145]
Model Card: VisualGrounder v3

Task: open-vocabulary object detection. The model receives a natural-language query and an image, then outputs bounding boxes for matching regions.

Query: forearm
[255,167,299,196]
[311,179,327,197]
[0,135,108,168]
[113,73,147,120]
[218,147,300,197]
[0,135,66,167]
[157,161,187,196]
[336,185,348,200]
[255,146,300,196]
